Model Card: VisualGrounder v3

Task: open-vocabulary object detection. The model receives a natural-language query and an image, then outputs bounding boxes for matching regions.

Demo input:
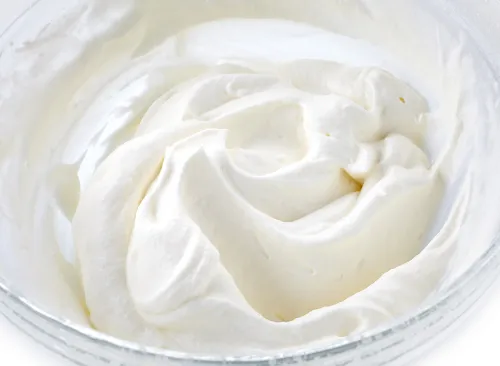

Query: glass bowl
[1,0,500,365]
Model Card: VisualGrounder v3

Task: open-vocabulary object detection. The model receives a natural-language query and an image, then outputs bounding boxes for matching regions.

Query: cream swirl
[72,55,440,351]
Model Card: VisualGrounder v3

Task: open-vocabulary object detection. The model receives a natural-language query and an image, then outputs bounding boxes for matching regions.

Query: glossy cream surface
[1,0,500,356]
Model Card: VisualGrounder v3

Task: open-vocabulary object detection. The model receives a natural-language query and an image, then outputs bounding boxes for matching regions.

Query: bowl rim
[1,0,500,363]
[0,238,498,364]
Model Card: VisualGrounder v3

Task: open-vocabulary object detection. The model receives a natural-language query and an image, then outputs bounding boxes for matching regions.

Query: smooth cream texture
[73,53,440,350]
[1,0,500,357]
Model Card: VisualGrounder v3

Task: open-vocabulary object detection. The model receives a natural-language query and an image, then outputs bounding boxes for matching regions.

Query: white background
[1,1,499,365]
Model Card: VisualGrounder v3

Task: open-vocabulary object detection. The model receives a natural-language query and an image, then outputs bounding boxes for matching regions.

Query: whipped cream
[1,0,500,357]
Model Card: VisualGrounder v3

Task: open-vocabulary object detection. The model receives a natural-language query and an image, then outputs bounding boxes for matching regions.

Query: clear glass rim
[0,0,500,363]
[1,238,497,364]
